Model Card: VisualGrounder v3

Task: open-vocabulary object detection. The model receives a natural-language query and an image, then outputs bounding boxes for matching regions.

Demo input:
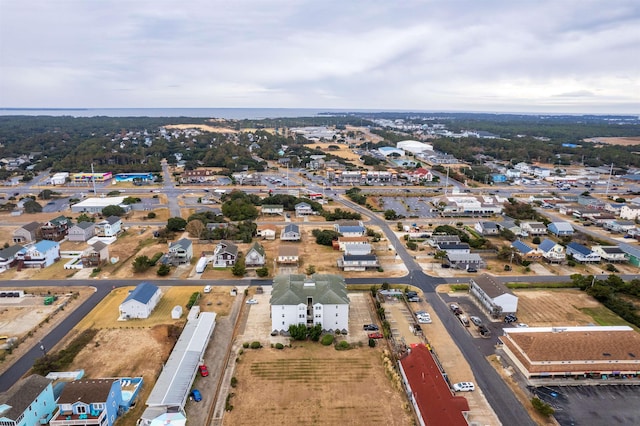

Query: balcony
[50,409,106,426]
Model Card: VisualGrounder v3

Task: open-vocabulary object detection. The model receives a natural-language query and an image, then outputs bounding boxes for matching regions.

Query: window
[77,405,87,414]
[282,314,285,317]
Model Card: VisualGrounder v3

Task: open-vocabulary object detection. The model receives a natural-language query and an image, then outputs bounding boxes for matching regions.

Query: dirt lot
[584,137,640,146]
[224,344,412,426]
[513,289,633,327]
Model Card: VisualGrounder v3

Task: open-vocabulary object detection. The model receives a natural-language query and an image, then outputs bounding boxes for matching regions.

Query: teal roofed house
[270,274,349,333]
[0,375,56,426]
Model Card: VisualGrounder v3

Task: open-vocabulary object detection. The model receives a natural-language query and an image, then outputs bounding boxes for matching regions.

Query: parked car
[504,314,518,323]
[363,324,379,331]
[408,296,420,302]
[368,332,384,339]
[441,263,451,268]
[458,315,470,327]
[190,389,202,402]
[453,382,475,392]
[478,325,491,337]
[467,267,478,273]
[417,315,432,324]
[517,323,529,328]
[449,303,463,315]
[246,299,258,304]
[469,316,483,327]
[199,365,209,377]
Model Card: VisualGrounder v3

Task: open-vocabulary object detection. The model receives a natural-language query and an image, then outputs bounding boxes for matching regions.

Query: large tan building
[499,326,640,381]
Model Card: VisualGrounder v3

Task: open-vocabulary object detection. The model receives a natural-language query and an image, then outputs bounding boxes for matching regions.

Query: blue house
[567,242,601,263]
[50,379,123,426]
[547,221,574,236]
[0,375,55,426]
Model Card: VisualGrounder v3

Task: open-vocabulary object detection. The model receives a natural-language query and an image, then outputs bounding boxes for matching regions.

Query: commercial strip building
[499,326,640,381]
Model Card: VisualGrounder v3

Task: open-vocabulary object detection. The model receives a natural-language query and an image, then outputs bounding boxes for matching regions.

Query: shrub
[186,292,200,309]
[531,397,555,417]
[242,342,249,349]
[320,334,334,346]
[147,212,157,219]
[275,343,284,350]
[368,338,376,347]
[250,341,262,349]
[335,340,350,351]
[230,377,237,387]
[256,266,269,277]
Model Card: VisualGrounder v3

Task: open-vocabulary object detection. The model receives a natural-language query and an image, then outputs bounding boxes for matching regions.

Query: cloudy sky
[1,0,638,113]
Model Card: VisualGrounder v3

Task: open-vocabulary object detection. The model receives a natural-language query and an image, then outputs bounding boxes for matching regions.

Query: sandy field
[164,123,239,133]
[224,344,412,426]
[584,137,640,146]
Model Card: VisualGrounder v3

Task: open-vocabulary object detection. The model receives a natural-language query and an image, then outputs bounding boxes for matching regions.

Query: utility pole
[90,163,97,195]
[605,162,613,197]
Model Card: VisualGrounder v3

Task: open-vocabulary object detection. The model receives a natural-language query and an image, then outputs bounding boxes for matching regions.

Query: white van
[203,285,212,293]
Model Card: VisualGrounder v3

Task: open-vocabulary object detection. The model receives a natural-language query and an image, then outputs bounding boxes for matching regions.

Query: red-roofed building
[398,344,470,426]
[405,167,434,183]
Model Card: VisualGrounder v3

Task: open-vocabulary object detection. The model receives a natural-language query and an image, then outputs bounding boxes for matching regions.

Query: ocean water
[0,107,382,119]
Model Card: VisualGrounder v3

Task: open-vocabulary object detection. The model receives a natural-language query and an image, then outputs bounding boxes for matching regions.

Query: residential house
[281,223,301,241]
[332,236,369,251]
[566,242,601,263]
[619,243,640,267]
[261,205,284,215]
[547,221,574,237]
[538,238,566,263]
[213,240,238,267]
[520,222,548,237]
[343,242,372,256]
[0,244,23,271]
[620,205,640,221]
[428,235,461,247]
[167,238,193,265]
[469,274,518,316]
[245,242,266,267]
[50,379,123,426]
[16,240,60,268]
[256,224,277,240]
[12,221,41,244]
[510,240,543,261]
[81,241,109,267]
[335,225,366,237]
[592,246,628,263]
[437,242,471,254]
[270,274,350,333]
[39,215,70,241]
[398,345,470,426]
[119,282,162,319]
[474,221,500,236]
[67,221,96,242]
[604,220,636,234]
[277,245,299,264]
[337,254,379,271]
[445,252,485,270]
[0,375,55,426]
[95,216,122,237]
[497,218,528,238]
[294,202,314,217]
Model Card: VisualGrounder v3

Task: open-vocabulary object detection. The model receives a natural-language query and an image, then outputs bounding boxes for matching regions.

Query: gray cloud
[1,0,638,113]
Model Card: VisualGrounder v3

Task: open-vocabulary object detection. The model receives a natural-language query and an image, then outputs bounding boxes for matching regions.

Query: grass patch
[506,282,578,289]
[450,284,469,291]
[579,306,638,329]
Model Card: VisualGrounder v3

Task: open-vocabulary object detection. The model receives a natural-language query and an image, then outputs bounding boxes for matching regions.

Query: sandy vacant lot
[585,137,640,146]
[224,344,412,426]
[512,289,633,327]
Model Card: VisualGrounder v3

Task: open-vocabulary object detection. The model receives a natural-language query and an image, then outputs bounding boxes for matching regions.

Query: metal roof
[511,240,533,254]
[123,282,159,304]
[567,242,592,256]
[145,312,216,409]
[270,274,349,306]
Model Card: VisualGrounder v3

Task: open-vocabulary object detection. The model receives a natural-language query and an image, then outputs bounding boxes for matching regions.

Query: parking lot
[379,196,438,218]
[535,385,640,426]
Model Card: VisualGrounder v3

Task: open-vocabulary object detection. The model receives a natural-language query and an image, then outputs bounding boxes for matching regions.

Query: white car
[517,323,529,328]
[418,316,432,324]
[453,382,475,392]
[246,299,258,304]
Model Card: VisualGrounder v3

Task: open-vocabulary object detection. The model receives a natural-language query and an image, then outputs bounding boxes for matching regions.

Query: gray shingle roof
[0,375,51,420]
